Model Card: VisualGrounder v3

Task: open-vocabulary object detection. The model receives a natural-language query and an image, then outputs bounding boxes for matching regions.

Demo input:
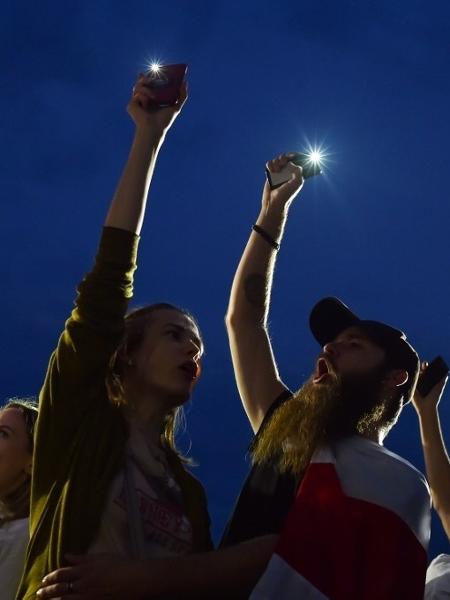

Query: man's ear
[386,369,409,388]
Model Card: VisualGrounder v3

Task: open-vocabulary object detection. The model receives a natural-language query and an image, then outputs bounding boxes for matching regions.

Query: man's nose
[323,341,337,356]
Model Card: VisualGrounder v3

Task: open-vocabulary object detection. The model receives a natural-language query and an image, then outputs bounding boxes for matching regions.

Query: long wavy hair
[252,359,403,475]
[0,398,38,523]
[105,303,201,461]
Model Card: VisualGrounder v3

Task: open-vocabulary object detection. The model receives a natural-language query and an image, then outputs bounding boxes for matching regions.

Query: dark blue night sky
[2,0,450,558]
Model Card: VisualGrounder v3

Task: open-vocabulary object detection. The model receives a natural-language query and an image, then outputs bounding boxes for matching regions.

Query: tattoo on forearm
[244,273,266,308]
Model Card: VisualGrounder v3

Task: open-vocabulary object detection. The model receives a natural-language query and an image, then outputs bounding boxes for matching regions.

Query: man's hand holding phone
[262,154,305,216]
[265,152,322,190]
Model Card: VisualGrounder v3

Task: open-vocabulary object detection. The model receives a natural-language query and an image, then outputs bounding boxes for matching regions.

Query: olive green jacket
[17,227,212,599]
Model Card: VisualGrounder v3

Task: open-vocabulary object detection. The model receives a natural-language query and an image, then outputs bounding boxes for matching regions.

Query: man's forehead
[334,326,375,343]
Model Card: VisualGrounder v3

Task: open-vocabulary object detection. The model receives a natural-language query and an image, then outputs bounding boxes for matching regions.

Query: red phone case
[144,64,187,107]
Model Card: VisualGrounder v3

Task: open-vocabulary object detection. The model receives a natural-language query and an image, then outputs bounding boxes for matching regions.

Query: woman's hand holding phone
[128,72,188,140]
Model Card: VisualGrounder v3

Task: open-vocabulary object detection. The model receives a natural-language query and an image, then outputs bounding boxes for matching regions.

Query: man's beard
[251,365,401,476]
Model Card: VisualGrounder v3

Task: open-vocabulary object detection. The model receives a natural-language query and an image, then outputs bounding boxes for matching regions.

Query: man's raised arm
[225,154,304,432]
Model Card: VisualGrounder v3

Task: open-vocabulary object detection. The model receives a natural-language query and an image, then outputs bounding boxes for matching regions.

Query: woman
[0,398,38,599]
[17,73,211,600]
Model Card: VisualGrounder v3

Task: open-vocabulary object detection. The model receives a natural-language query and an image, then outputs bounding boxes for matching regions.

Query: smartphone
[417,356,449,397]
[144,63,187,107]
[266,153,322,190]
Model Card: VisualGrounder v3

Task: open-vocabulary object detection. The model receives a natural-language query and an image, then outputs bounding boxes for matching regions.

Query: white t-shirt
[0,517,29,600]
[250,437,431,600]
[89,420,193,558]
[425,554,450,599]
[332,436,431,548]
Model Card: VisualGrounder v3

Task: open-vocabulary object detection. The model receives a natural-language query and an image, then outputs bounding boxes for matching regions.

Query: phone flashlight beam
[150,62,161,73]
[308,150,323,165]
[265,147,326,189]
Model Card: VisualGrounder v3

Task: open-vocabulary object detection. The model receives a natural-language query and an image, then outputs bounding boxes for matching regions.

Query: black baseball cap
[309,297,420,403]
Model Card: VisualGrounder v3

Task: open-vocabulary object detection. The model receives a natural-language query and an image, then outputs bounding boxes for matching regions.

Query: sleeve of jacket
[35,226,139,461]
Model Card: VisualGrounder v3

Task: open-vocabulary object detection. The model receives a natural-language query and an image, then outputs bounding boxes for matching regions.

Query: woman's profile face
[0,408,32,499]
[128,308,204,406]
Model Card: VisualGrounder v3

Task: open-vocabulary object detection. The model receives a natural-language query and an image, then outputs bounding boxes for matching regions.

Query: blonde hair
[106,304,199,461]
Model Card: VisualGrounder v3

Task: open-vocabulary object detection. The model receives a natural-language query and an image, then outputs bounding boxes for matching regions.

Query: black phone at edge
[417,356,449,397]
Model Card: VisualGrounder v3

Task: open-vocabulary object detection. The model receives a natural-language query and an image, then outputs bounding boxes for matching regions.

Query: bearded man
[222,153,431,599]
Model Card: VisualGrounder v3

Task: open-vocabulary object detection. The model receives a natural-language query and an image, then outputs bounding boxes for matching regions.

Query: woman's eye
[167,330,181,340]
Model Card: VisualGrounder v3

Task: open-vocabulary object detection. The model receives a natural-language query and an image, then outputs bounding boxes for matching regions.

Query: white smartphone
[266,153,322,189]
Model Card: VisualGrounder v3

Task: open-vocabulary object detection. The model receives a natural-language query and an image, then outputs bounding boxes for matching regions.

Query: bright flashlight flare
[150,62,161,73]
[308,150,323,164]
